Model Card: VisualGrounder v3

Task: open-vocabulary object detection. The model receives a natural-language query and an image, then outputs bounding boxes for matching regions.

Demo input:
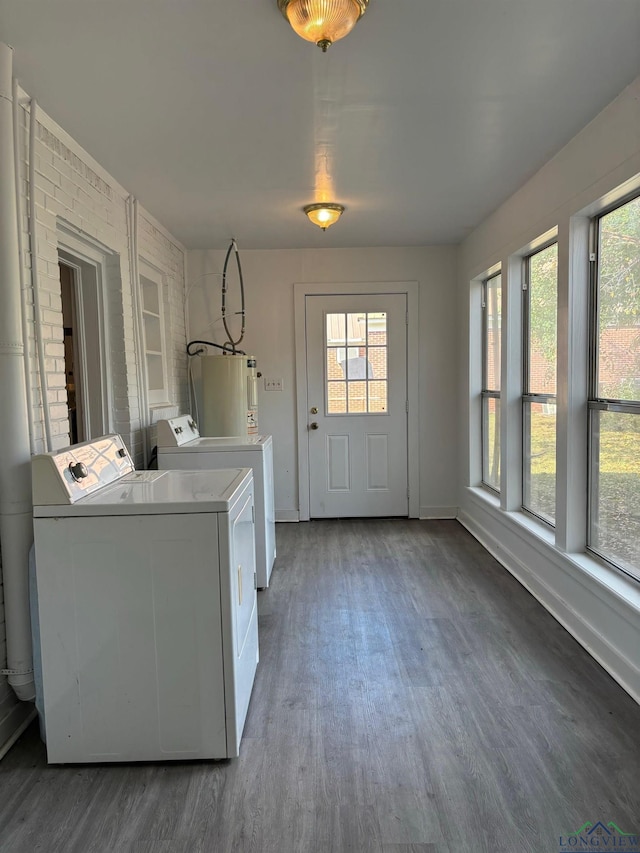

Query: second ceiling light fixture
[280,1,369,231]
[303,202,345,231]
[278,0,369,52]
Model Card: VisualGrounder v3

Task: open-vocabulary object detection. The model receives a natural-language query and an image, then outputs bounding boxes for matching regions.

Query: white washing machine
[32,434,259,764]
[156,416,276,588]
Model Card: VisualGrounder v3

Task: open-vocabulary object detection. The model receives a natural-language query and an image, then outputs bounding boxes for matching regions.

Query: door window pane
[327,382,347,414]
[325,311,389,415]
[368,381,388,413]
[367,347,387,379]
[347,313,366,345]
[367,312,387,346]
[327,348,344,380]
[326,313,346,345]
[347,381,367,413]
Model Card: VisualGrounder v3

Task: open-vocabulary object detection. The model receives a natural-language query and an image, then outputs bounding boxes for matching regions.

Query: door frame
[57,225,114,438]
[294,281,420,521]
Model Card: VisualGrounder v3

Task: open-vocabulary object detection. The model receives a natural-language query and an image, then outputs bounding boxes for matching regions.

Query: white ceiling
[1,0,639,250]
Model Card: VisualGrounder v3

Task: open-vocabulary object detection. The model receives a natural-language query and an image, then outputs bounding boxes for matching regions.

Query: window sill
[149,404,179,423]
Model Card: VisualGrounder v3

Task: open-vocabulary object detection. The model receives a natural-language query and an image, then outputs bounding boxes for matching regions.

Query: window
[588,194,640,580]
[523,242,558,524]
[325,311,388,414]
[482,273,501,491]
[139,262,169,406]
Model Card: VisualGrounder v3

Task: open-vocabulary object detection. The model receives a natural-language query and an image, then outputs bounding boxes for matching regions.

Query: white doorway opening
[57,233,112,443]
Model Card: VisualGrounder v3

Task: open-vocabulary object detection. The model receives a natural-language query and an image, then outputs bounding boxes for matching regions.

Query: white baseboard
[275,510,300,522]
[419,506,458,519]
[277,508,459,522]
[458,510,640,706]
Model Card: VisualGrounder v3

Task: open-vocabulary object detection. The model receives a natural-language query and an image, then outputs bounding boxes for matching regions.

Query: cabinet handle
[238,564,243,605]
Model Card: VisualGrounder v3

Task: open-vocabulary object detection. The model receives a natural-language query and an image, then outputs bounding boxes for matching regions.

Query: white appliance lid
[33,468,253,516]
[158,435,271,453]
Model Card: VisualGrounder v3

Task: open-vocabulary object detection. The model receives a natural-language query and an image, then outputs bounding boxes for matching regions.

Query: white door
[305,293,408,518]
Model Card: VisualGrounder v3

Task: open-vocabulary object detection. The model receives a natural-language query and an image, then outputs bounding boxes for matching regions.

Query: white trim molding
[275,510,300,523]
[57,224,115,438]
[419,506,458,519]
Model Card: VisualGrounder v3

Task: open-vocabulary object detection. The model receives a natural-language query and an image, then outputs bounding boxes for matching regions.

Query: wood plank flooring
[1,519,639,852]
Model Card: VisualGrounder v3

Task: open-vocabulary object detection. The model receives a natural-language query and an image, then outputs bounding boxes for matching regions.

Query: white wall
[187,246,459,519]
[457,77,640,702]
[0,91,189,753]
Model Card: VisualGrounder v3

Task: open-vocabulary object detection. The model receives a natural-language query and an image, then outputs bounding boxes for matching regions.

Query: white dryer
[32,434,258,764]
[157,416,276,588]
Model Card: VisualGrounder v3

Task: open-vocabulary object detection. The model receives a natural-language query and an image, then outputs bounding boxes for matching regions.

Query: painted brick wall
[14,98,188,455]
[0,93,189,746]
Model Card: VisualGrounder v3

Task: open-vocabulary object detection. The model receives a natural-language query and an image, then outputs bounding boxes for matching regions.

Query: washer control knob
[69,461,88,481]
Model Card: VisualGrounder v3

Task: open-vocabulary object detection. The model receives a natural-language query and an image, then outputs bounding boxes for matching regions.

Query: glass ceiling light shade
[303,202,345,230]
[278,0,369,52]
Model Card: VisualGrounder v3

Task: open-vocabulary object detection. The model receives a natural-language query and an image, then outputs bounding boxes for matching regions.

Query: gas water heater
[201,354,258,437]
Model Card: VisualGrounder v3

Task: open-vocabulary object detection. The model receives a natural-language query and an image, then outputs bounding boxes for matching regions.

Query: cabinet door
[219,482,259,756]
[232,491,257,656]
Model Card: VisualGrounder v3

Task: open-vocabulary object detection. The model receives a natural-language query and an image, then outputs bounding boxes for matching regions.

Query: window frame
[587,192,640,581]
[522,239,558,526]
[324,310,389,416]
[481,271,502,494]
[139,259,170,407]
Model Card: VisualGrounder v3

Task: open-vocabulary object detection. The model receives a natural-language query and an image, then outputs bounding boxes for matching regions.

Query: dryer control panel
[156,415,200,447]
[32,434,135,505]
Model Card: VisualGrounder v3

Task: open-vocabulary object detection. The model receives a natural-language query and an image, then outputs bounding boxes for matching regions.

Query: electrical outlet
[264,377,283,391]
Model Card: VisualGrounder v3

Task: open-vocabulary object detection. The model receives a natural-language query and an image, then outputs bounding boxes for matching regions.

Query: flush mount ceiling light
[278,0,369,52]
[303,202,345,230]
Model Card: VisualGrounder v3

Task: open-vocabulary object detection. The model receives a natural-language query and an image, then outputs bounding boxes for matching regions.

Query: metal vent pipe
[0,42,35,701]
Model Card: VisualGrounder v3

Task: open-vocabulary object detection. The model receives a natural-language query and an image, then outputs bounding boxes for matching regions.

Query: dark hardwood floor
[1,519,639,852]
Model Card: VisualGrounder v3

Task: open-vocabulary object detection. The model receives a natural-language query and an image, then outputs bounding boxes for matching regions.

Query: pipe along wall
[0,42,36,701]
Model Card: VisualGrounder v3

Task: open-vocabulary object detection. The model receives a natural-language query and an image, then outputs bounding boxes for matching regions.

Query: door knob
[310,407,318,414]
[309,422,319,430]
